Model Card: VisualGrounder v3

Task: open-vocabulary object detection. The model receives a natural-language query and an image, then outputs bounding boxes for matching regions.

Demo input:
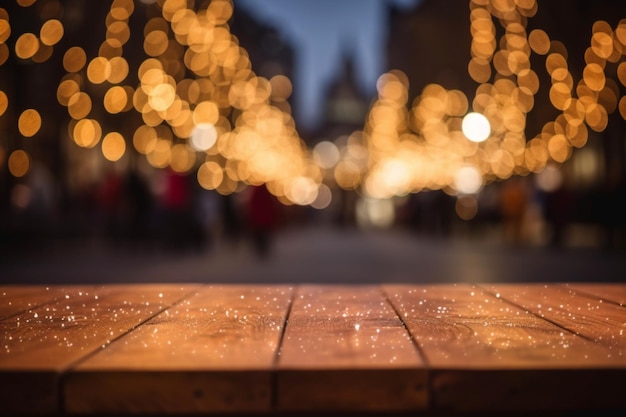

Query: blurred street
[2,225,625,285]
[1,0,626,289]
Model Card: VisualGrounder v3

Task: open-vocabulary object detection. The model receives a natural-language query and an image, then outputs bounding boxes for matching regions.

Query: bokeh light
[102,132,126,161]
[40,19,63,46]
[18,109,41,137]
[455,195,478,221]
[454,165,483,194]
[72,119,102,148]
[15,32,39,59]
[313,141,340,170]
[0,90,8,117]
[462,112,491,142]
[0,0,623,217]
[190,123,218,152]
[8,149,30,177]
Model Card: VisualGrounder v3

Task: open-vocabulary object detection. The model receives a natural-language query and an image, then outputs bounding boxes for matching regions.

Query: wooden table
[1,283,625,415]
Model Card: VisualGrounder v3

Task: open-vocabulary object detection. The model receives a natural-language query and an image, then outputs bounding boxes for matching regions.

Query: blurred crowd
[400,175,626,249]
[1,165,297,259]
[2,165,626,260]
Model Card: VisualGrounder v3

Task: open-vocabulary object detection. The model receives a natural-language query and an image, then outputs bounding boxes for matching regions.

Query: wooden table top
[1,283,625,414]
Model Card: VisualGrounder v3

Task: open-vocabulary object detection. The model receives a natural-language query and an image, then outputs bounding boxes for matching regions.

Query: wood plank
[384,284,625,412]
[0,284,198,414]
[64,285,293,414]
[564,283,626,306]
[480,283,626,362]
[276,285,426,411]
[0,285,77,320]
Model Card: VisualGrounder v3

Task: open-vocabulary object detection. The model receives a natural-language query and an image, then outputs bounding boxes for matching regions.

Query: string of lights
[1,0,625,212]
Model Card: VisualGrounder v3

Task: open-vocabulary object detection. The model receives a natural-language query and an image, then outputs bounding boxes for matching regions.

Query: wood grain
[64,285,293,414]
[384,284,625,412]
[564,283,626,306]
[276,285,426,411]
[0,284,198,414]
[2,283,626,414]
[0,285,82,320]
[481,283,626,363]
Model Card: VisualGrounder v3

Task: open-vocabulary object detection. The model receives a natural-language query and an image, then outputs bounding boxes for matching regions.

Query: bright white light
[356,197,395,229]
[190,123,217,151]
[381,159,410,192]
[535,165,563,192]
[311,183,332,210]
[454,166,483,194]
[287,176,318,206]
[313,141,340,169]
[462,112,491,142]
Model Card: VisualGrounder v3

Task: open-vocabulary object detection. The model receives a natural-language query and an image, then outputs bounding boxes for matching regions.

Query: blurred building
[312,51,371,143]
[385,0,626,245]
[386,0,474,100]
[0,1,298,247]
[313,52,372,226]
[229,5,296,113]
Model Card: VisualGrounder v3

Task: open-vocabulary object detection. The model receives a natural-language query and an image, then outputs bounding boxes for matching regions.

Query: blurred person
[96,167,124,243]
[159,168,200,250]
[245,184,281,258]
[195,188,222,251]
[599,171,626,249]
[21,164,58,235]
[543,183,572,247]
[123,169,154,246]
[2,164,58,251]
[407,190,455,239]
[219,193,244,249]
[499,176,530,244]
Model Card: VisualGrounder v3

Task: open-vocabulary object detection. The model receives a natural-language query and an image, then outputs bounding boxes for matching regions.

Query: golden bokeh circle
[18,109,42,137]
[8,150,30,177]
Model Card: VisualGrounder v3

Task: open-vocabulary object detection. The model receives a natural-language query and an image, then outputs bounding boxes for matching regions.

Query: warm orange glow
[0,17,11,44]
[16,0,37,6]
[133,125,158,155]
[32,43,53,63]
[40,19,63,46]
[106,21,131,48]
[104,86,129,114]
[18,109,42,137]
[334,160,361,190]
[169,143,195,173]
[0,90,7,117]
[110,0,135,21]
[8,149,30,177]
[0,44,9,66]
[73,119,102,148]
[108,56,129,83]
[547,134,570,163]
[269,75,293,102]
[102,132,126,161]
[63,47,87,73]
[57,78,80,106]
[529,29,550,55]
[146,138,171,169]
[456,195,478,220]
[67,92,92,120]
[0,0,622,210]
[583,63,606,91]
[197,161,223,190]
[15,32,39,59]
[87,57,111,84]
[192,100,219,125]
[619,96,626,120]
[144,30,169,57]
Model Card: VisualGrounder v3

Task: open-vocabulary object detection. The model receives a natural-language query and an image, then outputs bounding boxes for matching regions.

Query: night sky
[235,0,419,130]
